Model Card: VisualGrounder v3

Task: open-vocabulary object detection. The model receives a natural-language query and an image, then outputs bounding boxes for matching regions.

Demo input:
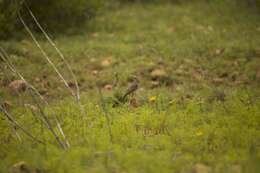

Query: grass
[0,0,260,172]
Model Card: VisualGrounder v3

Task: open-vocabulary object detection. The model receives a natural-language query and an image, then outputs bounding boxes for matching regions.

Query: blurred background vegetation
[0,0,259,39]
[0,0,104,39]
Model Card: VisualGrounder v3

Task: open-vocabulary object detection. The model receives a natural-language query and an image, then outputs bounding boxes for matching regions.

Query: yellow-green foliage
[0,92,259,173]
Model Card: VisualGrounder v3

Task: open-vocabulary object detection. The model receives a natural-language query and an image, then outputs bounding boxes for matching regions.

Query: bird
[112,76,139,107]
[122,76,139,101]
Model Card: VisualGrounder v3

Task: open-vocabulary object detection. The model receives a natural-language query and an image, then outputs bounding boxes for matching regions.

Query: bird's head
[131,76,139,83]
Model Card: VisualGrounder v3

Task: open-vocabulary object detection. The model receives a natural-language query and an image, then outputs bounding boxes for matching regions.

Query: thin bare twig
[12,126,22,142]
[0,50,68,149]
[0,105,45,144]
[26,5,80,101]
[18,12,75,100]
[18,10,86,117]
[28,89,68,149]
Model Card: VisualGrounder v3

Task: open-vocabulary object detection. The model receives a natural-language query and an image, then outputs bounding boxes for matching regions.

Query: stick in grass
[0,50,68,149]
[0,105,45,144]
[17,9,86,117]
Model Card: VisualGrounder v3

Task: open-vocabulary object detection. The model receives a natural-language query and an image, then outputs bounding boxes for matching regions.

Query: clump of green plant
[0,0,19,39]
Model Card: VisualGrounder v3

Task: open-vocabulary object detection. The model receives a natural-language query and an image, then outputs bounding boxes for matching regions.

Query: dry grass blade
[0,49,68,149]
[28,89,68,149]
[17,12,75,101]
[18,8,86,117]
[12,126,22,142]
[26,5,80,101]
[0,105,45,144]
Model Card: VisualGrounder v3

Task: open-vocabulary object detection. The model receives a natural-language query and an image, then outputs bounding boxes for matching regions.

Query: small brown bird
[122,76,139,100]
[112,76,139,107]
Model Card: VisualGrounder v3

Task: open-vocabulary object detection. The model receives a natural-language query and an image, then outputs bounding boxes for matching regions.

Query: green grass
[0,92,260,173]
[0,1,260,173]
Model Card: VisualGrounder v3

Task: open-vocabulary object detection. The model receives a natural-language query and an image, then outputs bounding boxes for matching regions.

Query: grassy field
[0,1,260,173]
